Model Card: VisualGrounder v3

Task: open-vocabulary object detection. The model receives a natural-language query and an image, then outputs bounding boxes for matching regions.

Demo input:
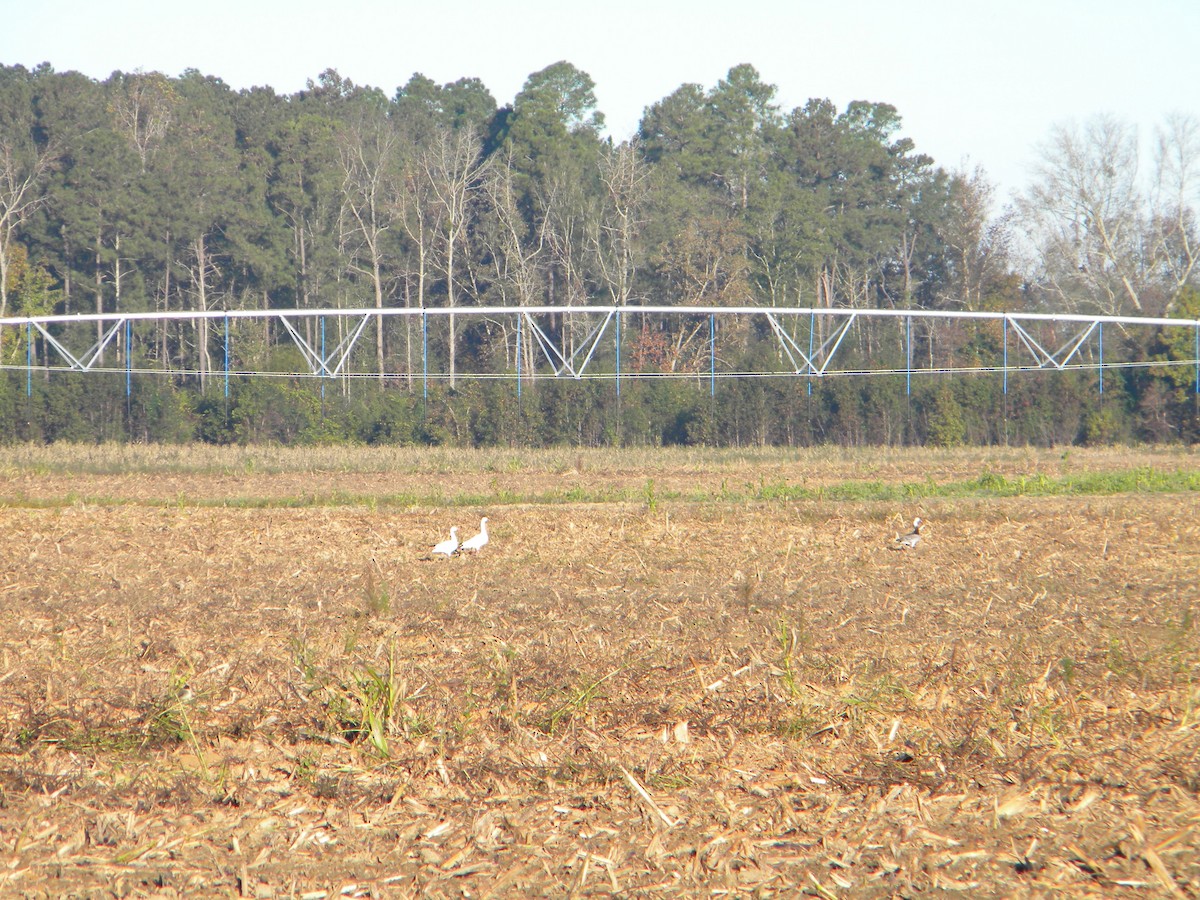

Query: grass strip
[2,466,1198,510]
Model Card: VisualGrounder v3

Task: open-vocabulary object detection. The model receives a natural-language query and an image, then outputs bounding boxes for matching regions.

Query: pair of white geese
[431,516,489,557]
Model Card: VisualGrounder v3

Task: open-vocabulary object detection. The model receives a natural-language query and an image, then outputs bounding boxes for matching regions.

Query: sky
[4,0,1199,203]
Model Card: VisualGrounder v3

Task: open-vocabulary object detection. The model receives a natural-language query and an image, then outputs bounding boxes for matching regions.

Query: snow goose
[431,526,460,557]
[460,516,489,553]
[891,517,923,550]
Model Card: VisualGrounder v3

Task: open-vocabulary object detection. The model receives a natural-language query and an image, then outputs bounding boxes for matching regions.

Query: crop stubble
[1,449,1199,897]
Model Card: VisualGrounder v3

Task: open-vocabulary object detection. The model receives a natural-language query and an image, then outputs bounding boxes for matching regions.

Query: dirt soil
[2,453,1199,897]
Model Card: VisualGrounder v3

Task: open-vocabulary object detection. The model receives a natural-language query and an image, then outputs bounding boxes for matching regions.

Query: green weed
[532,668,624,735]
[775,615,807,699]
[315,650,424,758]
[643,478,657,512]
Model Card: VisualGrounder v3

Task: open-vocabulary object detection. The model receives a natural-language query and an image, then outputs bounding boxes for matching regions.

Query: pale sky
[5,0,1199,203]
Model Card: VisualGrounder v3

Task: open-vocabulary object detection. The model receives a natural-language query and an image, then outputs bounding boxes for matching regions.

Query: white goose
[431,526,459,557]
[460,516,489,553]
[892,517,924,550]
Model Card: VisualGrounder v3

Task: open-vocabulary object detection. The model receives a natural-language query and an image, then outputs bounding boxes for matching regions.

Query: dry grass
[1,446,1199,897]
[2,442,1197,509]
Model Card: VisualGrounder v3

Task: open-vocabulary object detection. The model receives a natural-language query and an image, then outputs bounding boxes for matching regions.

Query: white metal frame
[2,305,1198,384]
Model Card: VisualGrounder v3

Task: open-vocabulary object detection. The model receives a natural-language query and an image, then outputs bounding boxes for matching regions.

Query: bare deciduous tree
[590,140,651,309]
[1150,113,1200,312]
[481,148,547,376]
[1021,113,1200,317]
[339,115,404,381]
[0,137,58,319]
[108,71,177,174]
[422,125,489,387]
[1020,114,1147,315]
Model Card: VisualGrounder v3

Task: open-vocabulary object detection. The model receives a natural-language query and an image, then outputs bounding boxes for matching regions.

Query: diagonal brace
[1008,319,1098,369]
[766,313,818,375]
[324,315,372,376]
[277,315,333,376]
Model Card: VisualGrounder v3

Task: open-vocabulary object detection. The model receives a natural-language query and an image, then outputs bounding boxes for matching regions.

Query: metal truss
[1006,318,1101,371]
[2,306,1198,388]
[26,317,125,372]
[520,309,616,378]
[765,311,858,376]
[276,313,373,377]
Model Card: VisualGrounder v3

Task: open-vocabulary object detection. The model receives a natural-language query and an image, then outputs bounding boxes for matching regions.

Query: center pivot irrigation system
[3,305,1200,400]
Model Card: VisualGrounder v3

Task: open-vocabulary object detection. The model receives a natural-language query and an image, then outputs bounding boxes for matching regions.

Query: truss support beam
[33,318,125,371]
[276,314,372,377]
[765,313,817,375]
[3,306,1198,387]
[521,310,615,378]
[1007,317,1099,370]
[764,312,858,375]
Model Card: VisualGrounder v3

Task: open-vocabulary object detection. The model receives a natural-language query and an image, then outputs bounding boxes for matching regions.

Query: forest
[1,60,1199,447]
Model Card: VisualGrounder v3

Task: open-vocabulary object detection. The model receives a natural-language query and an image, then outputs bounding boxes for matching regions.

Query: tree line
[1,60,1198,446]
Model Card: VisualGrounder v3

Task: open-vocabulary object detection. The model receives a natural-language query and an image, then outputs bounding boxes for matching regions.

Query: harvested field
[2,445,1199,898]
